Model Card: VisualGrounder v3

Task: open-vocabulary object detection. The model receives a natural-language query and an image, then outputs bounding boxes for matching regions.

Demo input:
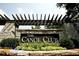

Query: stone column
[1,22,16,38]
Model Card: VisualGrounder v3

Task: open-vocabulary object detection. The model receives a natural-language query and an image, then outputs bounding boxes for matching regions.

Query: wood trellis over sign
[0,14,76,25]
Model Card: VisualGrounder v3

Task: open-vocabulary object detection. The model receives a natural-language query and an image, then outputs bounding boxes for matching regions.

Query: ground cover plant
[16,42,66,51]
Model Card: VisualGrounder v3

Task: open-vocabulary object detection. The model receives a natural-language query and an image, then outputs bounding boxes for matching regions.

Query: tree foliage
[45,25,62,29]
[59,36,75,49]
[57,3,79,30]
[57,3,79,17]
[32,25,40,29]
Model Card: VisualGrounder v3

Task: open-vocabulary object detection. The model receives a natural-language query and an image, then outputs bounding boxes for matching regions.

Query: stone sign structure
[0,13,79,42]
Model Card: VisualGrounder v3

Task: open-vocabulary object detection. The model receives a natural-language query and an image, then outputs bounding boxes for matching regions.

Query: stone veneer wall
[0,22,16,39]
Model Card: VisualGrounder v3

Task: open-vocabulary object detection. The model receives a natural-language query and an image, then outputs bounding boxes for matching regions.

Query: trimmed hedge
[0,38,19,49]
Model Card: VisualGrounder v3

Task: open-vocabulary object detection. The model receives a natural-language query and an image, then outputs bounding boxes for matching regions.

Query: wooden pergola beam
[35,20,38,25]
[20,14,24,20]
[40,14,43,25]
[31,19,34,25]
[12,14,19,26]
[44,20,46,25]
[4,14,10,20]
[0,13,72,25]
[61,15,67,24]
[24,20,28,25]
[20,14,24,25]
[51,14,54,20]
[37,20,39,25]
[16,14,20,20]
[46,14,50,25]
[28,14,31,20]
[24,14,28,24]
[27,14,31,25]
[38,20,41,25]
[40,14,42,20]
[24,14,28,25]
[32,14,34,20]
[51,14,54,25]
[36,14,39,25]
[24,14,27,20]
[44,14,46,20]
[47,14,50,20]
[12,14,17,20]
[44,14,46,25]
[58,14,62,24]
[0,14,6,20]
[36,14,38,20]
[54,14,58,24]
[31,14,34,25]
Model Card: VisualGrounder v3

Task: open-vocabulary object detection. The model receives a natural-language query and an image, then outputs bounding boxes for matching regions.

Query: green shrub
[0,38,19,49]
[16,42,66,51]
[41,46,66,51]
[15,46,22,50]
[60,38,75,49]
[71,38,79,48]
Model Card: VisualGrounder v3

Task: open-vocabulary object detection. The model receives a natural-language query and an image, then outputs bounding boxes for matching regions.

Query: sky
[0,3,67,31]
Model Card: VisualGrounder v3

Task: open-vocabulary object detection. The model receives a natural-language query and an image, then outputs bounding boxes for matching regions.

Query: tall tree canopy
[57,3,79,33]
[57,3,79,17]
